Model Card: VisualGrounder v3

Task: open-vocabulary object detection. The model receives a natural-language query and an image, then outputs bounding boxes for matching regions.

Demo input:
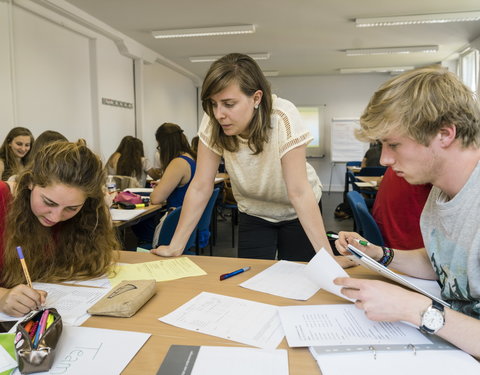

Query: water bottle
[106,175,117,193]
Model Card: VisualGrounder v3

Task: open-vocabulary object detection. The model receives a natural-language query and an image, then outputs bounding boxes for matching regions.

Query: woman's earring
[254,104,259,109]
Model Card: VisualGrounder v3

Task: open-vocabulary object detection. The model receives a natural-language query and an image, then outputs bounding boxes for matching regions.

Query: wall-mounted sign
[102,98,133,109]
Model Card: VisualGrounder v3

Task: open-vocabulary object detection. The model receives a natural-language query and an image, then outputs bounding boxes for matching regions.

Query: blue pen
[219,266,251,281]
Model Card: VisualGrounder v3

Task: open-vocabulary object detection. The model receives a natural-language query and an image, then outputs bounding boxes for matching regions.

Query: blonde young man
[335,67,480,358]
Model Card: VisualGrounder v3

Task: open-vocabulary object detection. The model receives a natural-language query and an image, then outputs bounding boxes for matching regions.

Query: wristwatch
[420,300,445,334]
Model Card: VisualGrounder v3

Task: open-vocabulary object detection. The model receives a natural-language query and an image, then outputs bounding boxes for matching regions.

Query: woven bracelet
[379,246,394,267]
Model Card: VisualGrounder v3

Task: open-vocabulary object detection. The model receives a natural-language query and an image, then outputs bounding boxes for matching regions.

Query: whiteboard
[330,118,369,162]
[298,105,325,157]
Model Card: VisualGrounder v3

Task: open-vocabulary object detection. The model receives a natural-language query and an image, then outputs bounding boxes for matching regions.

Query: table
[83,252,380,374]
[113,204,165,230]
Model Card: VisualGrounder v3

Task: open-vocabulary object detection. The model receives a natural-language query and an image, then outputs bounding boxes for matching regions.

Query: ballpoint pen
[326,233,370,246]
[16,246,33,289]
[219,266,251,281]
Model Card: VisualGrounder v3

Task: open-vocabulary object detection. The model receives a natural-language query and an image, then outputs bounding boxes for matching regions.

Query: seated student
[0,127,34,181]
[0,141,119,317]
[372,166,431,250]
[191,135,199,155]
[150,123,197,208]
[335,67,480,358]
[361,141,382,167]
[106,136,155,187]
[131,123,196,249]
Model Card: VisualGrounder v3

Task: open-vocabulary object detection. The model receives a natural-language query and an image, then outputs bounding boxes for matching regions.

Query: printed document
[109,257,206,286]
[278,304,431,347]
[110,208,147,221]
[159,292,284,349]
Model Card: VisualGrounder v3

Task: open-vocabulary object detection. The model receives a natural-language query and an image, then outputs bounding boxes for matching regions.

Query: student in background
[106,136,155,187]
[150,123,197,208]
[372,166,431,250]
[152,53,352,266]
[132,123,196,249]
[335,68,480,357]
[190,135,199,155]
[27,130,68,162]
[361,141,382,167]
[0,142,119,316]
[0,127,34,181]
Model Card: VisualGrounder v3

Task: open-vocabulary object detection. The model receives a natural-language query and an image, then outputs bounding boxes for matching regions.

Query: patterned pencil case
[14,308,62,374]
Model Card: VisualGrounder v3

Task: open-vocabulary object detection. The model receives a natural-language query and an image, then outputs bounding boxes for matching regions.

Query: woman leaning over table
[0,127,34,181]
[0,141,119,317]
[151,53,351,266]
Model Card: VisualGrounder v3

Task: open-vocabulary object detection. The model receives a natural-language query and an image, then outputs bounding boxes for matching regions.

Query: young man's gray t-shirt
[421,161,480,318]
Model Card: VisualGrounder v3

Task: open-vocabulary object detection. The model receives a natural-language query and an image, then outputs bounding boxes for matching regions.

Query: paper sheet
[159,292,284,349]
[109,257,206,286]
[278,304,432,347]
[0,333,16,373]
[62,276,111,288]
[240,260,320,300]
[240,248,351,301]
[157,345,289,375]
[110,208,147,221]
[11,326,150,375]
[0,283,109,326]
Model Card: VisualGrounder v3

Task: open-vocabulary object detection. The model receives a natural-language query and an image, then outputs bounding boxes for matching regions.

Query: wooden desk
[83,252,379,374]
[113,204,165,230]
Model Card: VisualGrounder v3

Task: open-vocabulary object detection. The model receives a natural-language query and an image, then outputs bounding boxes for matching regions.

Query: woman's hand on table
[0,285,47,317]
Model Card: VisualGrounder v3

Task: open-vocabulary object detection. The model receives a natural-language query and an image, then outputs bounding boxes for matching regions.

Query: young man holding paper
[334,67,480,358]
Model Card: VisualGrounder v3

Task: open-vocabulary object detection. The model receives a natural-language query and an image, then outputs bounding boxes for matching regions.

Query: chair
[155,206,197,254]
[195,188,220,255]
[346,191,385,246]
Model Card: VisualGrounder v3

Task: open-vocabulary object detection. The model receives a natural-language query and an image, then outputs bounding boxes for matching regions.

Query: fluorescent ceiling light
[346,45,438,56]
[340,66,415,74]
[356,11,480,27]
[152,24,255,39]
[263,71,279,77]
[189,53,270,63]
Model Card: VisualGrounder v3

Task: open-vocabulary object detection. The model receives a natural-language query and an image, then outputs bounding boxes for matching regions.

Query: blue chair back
[356,166,387,176]
[347,191,385,246]
[346,161,361,167]
[196,188,220,250]
[157,206,197,252]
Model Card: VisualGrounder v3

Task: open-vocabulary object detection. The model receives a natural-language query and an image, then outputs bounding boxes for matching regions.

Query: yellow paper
[108,257,207,286]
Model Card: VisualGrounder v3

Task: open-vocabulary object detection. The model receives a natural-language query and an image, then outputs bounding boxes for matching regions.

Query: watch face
[422,307,444,331]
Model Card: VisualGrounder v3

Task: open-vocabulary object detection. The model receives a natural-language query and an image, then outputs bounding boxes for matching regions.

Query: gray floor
[211,192,354,258]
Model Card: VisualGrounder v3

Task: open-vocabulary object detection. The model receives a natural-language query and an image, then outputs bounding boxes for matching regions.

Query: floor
[210,191,354,258]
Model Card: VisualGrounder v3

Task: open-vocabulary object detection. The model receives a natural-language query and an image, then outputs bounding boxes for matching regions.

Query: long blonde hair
[1,141,119,287]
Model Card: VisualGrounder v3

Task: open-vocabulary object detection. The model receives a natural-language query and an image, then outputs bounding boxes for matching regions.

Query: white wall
[0,0,198,165]
[269,74,389,191]
[142,63,198,163]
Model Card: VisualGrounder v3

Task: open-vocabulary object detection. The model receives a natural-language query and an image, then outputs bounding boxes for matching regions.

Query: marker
[326,234,370,246]
[33,310,49,348]
[135,203,145,208]
[46,314,54,330]
[220,267,251,281]
[16,246,33,289]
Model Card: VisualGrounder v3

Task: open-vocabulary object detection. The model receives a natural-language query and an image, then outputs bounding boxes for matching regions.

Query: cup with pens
[14,307,63,374]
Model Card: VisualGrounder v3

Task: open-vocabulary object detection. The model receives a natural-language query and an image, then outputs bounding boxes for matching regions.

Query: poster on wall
[298,105,325,157]
[330,118,369,163]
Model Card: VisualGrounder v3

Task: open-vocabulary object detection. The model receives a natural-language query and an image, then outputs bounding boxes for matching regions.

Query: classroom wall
[269,74,389,192]
[0,0,198,164]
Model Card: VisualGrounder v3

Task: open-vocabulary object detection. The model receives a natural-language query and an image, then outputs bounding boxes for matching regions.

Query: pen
[16,246,33,289]
[219,266,251,281]
[326,234,370,246]
[33,310,49,348]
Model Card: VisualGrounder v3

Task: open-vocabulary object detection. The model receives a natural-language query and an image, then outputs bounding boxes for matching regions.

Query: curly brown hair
[1,142,119,287]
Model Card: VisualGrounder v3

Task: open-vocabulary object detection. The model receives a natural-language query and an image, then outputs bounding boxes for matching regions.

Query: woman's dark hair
[155,123,195,173]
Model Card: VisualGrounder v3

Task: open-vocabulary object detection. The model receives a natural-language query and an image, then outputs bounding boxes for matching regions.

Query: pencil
[16,246,33,289]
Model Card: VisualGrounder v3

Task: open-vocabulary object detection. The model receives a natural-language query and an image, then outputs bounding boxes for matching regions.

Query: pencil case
[14,308,62,374]
[87,279,156,318]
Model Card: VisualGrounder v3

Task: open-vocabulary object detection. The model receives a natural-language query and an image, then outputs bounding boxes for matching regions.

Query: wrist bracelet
[378,246,394,267]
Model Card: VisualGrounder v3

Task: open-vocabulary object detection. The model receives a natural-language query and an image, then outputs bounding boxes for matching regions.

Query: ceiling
[63,0,480,79]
